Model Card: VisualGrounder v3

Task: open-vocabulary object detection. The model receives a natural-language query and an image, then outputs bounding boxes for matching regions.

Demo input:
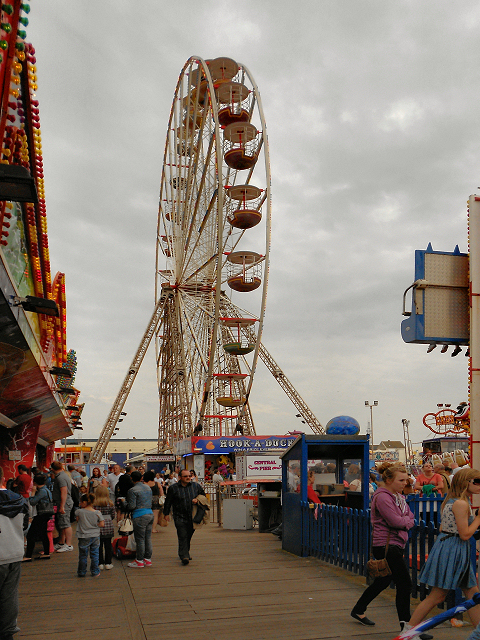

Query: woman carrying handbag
[350,462,432,640]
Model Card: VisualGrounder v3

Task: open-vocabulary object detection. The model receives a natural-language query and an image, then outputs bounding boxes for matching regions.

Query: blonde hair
[442,467,480,509]
[94,484,113,507]
[377,462,407,483]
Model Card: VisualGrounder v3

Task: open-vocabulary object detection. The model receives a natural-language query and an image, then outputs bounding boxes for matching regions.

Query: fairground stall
[281,434,369,556]
[176,434,296,530]
[176,434,296,481]
[0,1,80,478]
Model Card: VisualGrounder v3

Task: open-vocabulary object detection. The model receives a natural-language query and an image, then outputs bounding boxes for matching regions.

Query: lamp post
[365,401,378,456]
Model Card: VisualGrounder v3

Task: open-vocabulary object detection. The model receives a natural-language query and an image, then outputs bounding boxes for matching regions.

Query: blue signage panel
[191,435,296,454]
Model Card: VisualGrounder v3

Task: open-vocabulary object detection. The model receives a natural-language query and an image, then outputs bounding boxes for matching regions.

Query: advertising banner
[145,454,176,462]
[191,435,296,454]
[245,455,282,478]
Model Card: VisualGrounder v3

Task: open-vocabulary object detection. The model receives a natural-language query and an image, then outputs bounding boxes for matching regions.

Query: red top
[415,473,444,493]
[307,485,322,504]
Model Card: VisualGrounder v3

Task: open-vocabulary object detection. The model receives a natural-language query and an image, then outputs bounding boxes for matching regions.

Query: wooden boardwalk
[17,523,471,640]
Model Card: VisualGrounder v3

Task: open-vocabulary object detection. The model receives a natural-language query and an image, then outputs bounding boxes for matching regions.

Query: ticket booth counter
[220,478,282,531]
[281,434,369,556]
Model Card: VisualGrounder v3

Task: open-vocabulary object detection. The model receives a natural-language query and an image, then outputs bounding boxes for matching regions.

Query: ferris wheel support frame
[88,292,168,463]
[90,303,322,459]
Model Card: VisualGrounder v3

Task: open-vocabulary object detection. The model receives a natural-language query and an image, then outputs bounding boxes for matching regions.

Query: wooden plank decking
[17,523,470,640]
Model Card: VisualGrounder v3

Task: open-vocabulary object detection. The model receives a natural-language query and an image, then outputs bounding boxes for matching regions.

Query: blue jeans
[77,537,100,576]
[0,562,21,640]
[133,513,153,562]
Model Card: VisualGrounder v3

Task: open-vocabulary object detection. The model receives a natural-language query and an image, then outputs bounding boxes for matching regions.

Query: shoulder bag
[367,530,391,577]
[36,487,55,516]
[118,514,134,535]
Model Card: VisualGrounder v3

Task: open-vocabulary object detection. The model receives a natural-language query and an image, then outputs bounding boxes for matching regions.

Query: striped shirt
[163,481,205,521]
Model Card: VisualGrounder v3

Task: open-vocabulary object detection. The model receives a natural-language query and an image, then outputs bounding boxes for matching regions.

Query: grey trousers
[0,562,21,640]
[132,513,154,562]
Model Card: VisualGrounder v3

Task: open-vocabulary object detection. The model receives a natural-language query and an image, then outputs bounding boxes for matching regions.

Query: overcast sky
[25,1,480,449]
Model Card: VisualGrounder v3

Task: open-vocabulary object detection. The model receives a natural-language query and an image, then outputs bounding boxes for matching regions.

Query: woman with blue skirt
[409,467,480,629]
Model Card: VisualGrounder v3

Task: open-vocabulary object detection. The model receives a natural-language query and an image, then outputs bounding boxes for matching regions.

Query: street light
[365,400,378,455]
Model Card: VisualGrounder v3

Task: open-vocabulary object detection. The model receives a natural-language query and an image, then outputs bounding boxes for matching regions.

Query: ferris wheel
[88,56,323,465]
[155,56,271,447]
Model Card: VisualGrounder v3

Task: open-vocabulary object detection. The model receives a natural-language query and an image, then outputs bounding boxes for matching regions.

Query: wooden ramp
[17,523,469,640]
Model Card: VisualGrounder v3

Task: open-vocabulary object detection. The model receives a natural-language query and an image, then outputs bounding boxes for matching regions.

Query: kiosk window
[308,460,336,486]
[286,460,301,493]
[343,460,362,491]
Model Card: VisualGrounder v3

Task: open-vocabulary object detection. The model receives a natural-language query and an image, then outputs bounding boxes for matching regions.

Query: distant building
[60,438,159,466]
[372,440,406,464]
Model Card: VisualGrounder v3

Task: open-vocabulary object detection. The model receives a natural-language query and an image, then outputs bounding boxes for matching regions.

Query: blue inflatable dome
[325,415,360,435]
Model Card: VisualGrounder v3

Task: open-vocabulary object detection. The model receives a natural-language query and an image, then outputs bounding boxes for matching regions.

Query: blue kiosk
[281,434,370,556]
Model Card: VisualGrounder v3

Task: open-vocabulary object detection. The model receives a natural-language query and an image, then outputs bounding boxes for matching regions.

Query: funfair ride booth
[0,1,80,477]
[281,434,369,556]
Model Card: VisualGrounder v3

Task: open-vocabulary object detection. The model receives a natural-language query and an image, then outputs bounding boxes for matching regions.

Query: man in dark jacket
[115,465,133,519]
[163,468,205,565]
[0,465,28,640]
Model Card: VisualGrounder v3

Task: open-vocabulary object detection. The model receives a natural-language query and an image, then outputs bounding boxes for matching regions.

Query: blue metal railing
[300,495,475,603]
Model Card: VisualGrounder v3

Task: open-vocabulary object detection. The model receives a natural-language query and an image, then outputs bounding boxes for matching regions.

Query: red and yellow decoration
[0,2,68,369]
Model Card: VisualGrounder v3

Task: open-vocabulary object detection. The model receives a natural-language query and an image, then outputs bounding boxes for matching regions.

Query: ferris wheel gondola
[155,56,271,446]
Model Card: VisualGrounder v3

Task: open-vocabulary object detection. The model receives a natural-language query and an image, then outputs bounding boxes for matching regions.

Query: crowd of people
[10,461,212,564]
[0,460,213,639]
[7,455,480,639]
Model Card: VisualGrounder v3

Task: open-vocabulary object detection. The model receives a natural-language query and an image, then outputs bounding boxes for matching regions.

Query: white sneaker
[56,544,74,553]
[99,564,105,570]
[105,564,114,570]
[127,560,144,568]
[54,543,63,551]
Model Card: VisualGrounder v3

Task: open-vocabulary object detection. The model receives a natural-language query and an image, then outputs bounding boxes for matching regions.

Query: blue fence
[301,496,476,603]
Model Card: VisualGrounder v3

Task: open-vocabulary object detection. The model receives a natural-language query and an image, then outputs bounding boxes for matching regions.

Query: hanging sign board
[145,455,176,462]
[191,435,296,454]
[245,455,282,478]
[401,244,469,345]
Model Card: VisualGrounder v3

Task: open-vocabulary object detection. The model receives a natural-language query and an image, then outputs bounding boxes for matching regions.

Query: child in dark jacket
[25,473,53,560]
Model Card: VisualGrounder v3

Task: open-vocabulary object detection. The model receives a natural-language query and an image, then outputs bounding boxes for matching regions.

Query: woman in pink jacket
[350,462,431,639]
